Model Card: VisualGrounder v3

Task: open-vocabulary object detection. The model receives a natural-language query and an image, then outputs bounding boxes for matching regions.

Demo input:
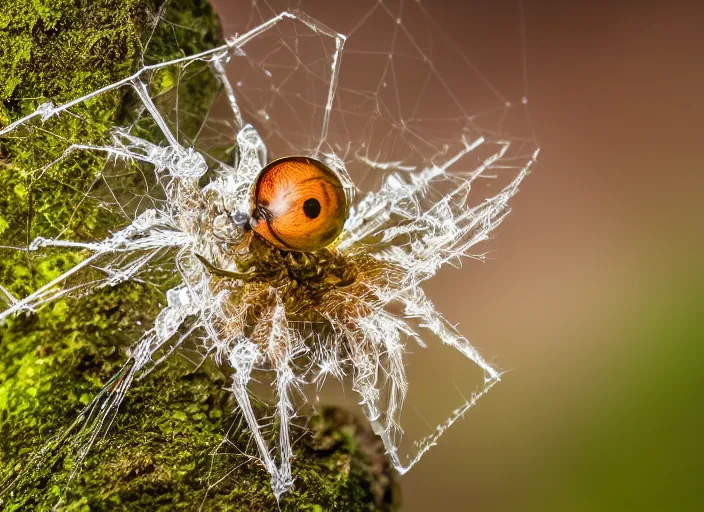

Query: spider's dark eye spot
[303,198,321,219]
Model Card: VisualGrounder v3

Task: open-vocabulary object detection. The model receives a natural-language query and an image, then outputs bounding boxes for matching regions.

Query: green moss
[0,1,398,510]
[0,0,223,298]
[1,285,398,510]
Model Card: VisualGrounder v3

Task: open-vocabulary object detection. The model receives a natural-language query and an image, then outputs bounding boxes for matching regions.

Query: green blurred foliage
[542,264,703,511]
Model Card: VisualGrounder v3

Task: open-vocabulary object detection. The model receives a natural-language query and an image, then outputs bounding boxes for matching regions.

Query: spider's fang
[195,253,256,281]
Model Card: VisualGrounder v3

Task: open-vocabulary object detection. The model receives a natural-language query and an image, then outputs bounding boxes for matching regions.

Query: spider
[0,9,538,502]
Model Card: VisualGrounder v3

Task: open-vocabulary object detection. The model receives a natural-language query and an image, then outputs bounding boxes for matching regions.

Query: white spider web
[0,0,538,504]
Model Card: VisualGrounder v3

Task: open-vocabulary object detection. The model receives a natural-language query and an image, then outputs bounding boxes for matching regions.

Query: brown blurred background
[211,1,703,510]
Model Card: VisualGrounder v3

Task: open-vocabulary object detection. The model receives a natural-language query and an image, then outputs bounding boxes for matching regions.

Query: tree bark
[0,1,399,510]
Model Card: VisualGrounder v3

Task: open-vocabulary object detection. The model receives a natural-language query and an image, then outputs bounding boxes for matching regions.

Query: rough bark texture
[0,1,400,510]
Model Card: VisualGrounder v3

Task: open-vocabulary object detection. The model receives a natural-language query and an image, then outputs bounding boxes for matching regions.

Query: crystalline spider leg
[30,141,157,184]
[401,287,500,378]
[1,284,198,505]
[73,284,195,449]
[0,252,102,322]
[0,210,184,322]
[136,321,200,381]
[337,312,398,451]
[210,58,244,131]
[202,124,267,222]
[224,289,307,501]
[127,81,211,198]
[345,282,501,475]
[131,80,183,151]
[0,137,181,322]
[426,150,539,268]
[345,330,381,422]
[394,288,500,474]
[226,341,283,494]
[272,359,296,498]
[175,266,237,371]
[349,311,418,472]
[0,13,285,138]
[345,143,539,323]
[338,136,486,252]
[73,286,195,450]
[350,354,408,472]
[266,291,307,498]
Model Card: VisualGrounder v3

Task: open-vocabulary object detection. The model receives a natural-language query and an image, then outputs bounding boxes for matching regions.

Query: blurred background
[210,1,703,510]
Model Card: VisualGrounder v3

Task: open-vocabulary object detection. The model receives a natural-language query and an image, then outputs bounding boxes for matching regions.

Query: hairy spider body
[182,168,400,352]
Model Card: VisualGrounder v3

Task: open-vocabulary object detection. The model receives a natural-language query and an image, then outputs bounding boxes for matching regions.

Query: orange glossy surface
[253,157,348,252]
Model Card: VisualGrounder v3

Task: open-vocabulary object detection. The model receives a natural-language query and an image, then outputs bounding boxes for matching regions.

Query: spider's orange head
[252,157,349,252]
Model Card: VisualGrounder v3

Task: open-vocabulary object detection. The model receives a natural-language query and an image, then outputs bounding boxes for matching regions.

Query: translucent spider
[0,7,538,502]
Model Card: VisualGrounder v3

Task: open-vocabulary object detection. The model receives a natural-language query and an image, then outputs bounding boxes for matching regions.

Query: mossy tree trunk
[0,1,399,510]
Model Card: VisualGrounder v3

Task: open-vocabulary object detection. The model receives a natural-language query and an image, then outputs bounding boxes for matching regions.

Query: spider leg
[348,285,501,476]
[227,341,283,496]
[1,286,195,504]
[271,352,297,498]
[347,312,410,472]
[67,285,196,475]
[395,287,501,473]
[226,287,305,501]
[131,79,182,150]
[264,289,305,498]
[211,58,243,131]
[0,209,179,322]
